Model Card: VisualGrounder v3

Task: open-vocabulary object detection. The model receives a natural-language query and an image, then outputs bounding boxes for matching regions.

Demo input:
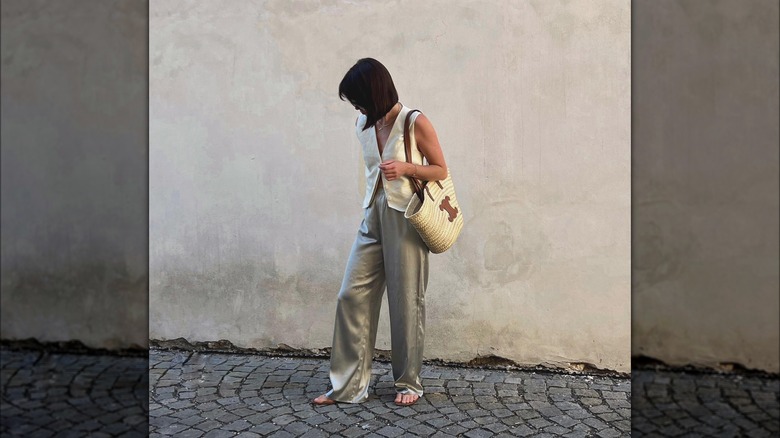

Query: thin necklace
[376,102,400,131]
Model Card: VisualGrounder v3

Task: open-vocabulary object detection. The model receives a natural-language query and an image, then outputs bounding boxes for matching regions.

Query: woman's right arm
[406,113,448,181]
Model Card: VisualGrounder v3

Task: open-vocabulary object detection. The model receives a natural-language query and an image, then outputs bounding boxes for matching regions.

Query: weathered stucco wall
[1,0,149,349]
[150,0,631,372]
[633,0,779,372]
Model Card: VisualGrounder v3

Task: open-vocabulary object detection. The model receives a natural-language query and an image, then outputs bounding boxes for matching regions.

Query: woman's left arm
[379,114,448,181]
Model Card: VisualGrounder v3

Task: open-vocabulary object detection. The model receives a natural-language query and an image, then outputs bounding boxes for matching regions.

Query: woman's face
[350,100,366,114]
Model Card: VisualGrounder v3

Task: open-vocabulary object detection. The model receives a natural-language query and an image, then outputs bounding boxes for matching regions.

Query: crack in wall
[1,338,148,357]
[632,354,779,378]
[149,338,630,378]
[9,338,775,379]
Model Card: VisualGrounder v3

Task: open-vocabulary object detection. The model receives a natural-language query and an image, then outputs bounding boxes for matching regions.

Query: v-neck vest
[356,104,424,211]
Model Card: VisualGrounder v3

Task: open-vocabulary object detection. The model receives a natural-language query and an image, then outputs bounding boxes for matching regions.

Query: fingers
[379,163,400,181]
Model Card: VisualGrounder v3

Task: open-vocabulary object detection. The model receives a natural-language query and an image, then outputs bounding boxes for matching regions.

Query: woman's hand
[378,114,447,182]
[379,160,412,181]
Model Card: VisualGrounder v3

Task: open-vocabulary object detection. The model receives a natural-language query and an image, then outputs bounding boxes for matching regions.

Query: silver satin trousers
[326,185,430,403]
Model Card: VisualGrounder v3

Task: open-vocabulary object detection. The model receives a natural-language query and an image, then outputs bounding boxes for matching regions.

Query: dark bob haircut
[338,58,399,131]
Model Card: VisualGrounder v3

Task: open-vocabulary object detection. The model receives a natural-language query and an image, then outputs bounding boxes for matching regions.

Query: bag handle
[403,109,423,201]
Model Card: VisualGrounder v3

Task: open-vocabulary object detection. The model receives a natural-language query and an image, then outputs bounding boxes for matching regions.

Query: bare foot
[312,394,337,405]
[394,392,419,406]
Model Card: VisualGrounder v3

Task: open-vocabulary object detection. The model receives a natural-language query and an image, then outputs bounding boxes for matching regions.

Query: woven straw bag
[402,110,464,254]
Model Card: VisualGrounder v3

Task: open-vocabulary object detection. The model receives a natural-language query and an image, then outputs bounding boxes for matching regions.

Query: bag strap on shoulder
[403,109,425,201]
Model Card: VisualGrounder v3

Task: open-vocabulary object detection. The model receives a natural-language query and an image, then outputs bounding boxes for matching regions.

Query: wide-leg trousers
[325,185,430,403]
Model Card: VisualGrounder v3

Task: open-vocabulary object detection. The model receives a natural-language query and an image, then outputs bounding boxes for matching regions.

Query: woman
[312,58,448,407]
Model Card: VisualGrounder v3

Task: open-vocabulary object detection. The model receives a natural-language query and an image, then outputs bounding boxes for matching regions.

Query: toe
[313,394,332,404]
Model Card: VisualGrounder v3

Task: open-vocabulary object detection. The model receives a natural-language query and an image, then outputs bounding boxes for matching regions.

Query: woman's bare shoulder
[413,111,430,124]
[413,112,436,135]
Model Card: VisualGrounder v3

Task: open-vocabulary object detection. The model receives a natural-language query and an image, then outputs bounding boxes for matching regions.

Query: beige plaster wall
[150,0,631,372]
[1,0,148,349]
[632,0,779,372]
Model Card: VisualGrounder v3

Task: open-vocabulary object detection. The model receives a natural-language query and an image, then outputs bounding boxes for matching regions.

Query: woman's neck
[381,102,401,124]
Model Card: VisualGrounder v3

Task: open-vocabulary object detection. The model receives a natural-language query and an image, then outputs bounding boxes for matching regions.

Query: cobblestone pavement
[149,349,631,437]
[1,348,148,437]
[7,348,775,437]
[632,369,779,437]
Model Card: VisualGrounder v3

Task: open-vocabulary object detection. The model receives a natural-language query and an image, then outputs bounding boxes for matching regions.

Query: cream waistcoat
[357,104,424,211]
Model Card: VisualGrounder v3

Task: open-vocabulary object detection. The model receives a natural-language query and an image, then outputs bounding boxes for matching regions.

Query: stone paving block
[458,419,480,429]
[510,424,538,436]
[543,424,572,435]
[283,421,312,435]
[583,416,608,430]
[425,416,452,430]
[376,425,405,437]
[524,392,549,402]
[483,421,510,433]
[464,428,494,438]
[453,399,477,408]
[441,423,469,435]
[179,415,208,427]
[566,408,593,420]
[321,420,348,434]
[156,422,191,435]
[550,414,579,428]
[497,414,522,426]
[202,430,236,438]
[303,413,330,426]
[589,404,611,414]
[193,419,221,431]
[473,415,499,425]
[223,419,251,432]
[250,421,281,435]
[528,417,555,429]
[595,427,622,437]
[341,425,371,437]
